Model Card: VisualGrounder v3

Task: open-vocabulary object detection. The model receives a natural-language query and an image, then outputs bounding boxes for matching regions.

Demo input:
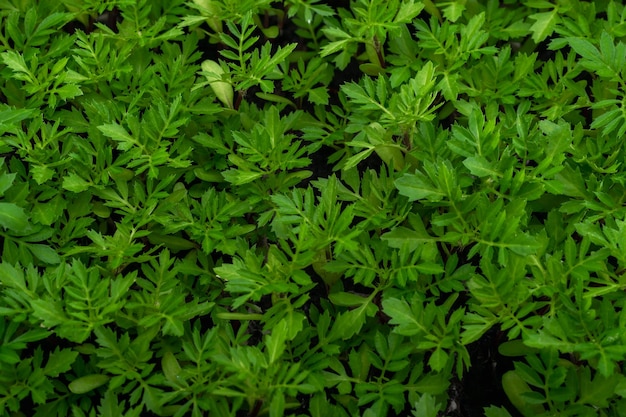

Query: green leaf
[463,156,500,178]
[0,346,20,365]
[1,51,30,74]
[43,348,79,377]
[416,262,445,274]
[270,391,286,417]
[395,173,445,202]
[567,37,601,62]
[382,226,434,250]
[502,371,545,417]
[266,319,288,364]
[97,123,135,151]
[411,393,440,417]
[28,243,61,264]
[484,406,514,417]
[329,301,376,341]
[31,196,66,226]
[329,292,371,307]
[162,317,184,337]
[0,171,16,196]
[221,169,264,185]
[68,374,110,394]
[308,87,329,105]
[395,1,424,23]
[441,1,466,22]
[578,368,619,406]
[429,348,449,372]
[0,202,29,232]
[62,172,91,192]
[0,107,36,134]
[320,27,353,57]
[0,262,26,291]
[382,297,423,336]
[56,83,83,100]
[162,351,183,384]
[31,299,68,329]
[438,72,459,101]
[524,330,574,351]
[528,10,559,43]
[30,165,55,185]
[201,59,234,109]
[505,234,542,256]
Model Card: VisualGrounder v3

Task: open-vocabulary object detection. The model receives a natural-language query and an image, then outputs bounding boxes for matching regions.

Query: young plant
[4,1,626,416]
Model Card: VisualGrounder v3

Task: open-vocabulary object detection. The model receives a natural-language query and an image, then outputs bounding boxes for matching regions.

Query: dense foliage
[3,0,626,416]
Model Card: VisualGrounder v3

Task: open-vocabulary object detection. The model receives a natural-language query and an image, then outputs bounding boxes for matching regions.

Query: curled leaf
[201,60,234,109]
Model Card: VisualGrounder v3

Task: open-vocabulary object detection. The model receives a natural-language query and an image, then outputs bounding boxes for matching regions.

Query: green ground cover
[2,0,626,416]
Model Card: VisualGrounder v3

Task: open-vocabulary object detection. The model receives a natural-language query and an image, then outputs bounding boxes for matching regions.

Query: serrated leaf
[1,51,30,74]
[321,26,351,42]
[30,165,55,185]
[438,72,459,100]
[56,83,83,100]
[0,172,15,197]
[0,262,26,291]
[463,156,500,178]
[329,302,374,341]
[0,107,36,134]
[97,123,135,150]
[568,37,601,62]
[44,348,79,377]
[382,297,424,336]
[0,202,29,232]
[442,2,465,22]
[31,299,67,329]
[266,319,288,364]
[579,367,620,404]
[382,226,437,251]
[428,348,448,372]
[308,87,329,105]
[412,393,440,417]
[395,173,445,202]
[62,172,91,192]
[506,234,542,256]
[342,81,385,111]
[31,196,66,226]
[528,10,559,43]
[484,406,513,417]
[395,1,424,23]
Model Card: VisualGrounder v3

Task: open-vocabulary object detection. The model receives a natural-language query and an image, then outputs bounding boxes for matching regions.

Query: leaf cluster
[3,1,626,416]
